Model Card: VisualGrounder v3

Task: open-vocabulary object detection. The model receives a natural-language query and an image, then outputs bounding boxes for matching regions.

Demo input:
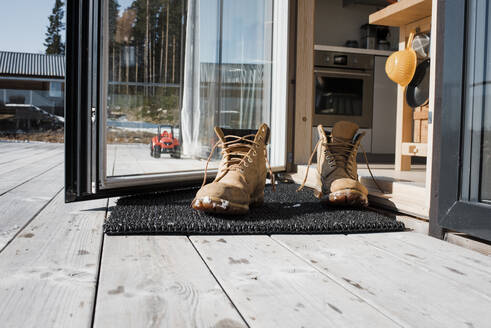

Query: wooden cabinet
[294,0,315,164]
[370,0,432,171]
[370,0,432,27]
[365,0,436,218]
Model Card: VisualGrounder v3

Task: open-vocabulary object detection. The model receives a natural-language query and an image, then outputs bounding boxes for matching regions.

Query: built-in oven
[313,51,374,128]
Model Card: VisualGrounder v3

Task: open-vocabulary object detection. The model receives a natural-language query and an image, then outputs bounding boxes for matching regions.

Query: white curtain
[181,0,201,157]
[181,0,276,159]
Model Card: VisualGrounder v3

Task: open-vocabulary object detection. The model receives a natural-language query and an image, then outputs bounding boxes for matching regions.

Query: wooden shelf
[369,0,432,27]
[401,142,427,157]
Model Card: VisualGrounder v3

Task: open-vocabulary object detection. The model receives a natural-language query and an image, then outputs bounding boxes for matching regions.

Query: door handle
[314,69,372,78]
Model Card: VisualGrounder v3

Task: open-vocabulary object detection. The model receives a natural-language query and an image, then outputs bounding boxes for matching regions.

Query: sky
[0,0,270,64]
[0,0,63,53]
[0,0,131,54]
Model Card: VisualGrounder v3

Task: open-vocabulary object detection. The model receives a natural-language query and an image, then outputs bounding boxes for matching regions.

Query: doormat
[104,183,405,235]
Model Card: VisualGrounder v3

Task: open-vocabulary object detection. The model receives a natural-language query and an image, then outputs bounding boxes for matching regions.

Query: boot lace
[297,137,385,194]
[201,134,275,189]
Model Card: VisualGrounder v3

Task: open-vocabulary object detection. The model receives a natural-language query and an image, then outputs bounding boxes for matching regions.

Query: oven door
[313,68,373,128]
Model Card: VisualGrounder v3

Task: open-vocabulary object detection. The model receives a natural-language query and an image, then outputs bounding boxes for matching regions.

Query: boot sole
[192,195,263,215]
[327,189,368,207]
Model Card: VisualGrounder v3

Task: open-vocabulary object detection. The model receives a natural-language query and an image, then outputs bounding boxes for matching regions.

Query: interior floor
[1,142,490,327]
[292,163,428,218]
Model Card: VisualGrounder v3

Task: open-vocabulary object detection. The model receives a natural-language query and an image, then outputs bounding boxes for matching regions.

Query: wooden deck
[1,141,490,328]
[107,143,219,177]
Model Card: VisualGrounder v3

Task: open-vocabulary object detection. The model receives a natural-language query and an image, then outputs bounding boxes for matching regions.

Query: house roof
[0,51,65,78]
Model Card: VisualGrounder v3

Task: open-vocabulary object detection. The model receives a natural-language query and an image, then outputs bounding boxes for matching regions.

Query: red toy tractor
[150,125,181,159]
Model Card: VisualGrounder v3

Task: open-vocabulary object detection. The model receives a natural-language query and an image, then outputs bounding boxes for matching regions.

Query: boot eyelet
[248,157,253,163]
[244,163,249,167]
[252,150,257,156]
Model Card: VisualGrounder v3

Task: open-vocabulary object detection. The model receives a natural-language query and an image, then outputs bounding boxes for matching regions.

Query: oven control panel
[314,51,374,70]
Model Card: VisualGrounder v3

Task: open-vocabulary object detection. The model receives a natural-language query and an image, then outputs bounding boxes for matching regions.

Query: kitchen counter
[314,44,394,56]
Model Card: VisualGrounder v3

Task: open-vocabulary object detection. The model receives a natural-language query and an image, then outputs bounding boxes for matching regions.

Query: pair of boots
[192,121,368,214]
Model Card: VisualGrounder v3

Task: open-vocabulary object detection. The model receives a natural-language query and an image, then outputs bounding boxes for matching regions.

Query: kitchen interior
[291,0,434,218]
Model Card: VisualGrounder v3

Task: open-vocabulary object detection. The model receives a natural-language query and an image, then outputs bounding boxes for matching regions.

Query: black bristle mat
[104,183,405,235]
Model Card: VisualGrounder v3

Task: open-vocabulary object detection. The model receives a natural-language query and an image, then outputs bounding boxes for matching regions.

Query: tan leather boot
[192,123,272,214]
[299,121,368,206]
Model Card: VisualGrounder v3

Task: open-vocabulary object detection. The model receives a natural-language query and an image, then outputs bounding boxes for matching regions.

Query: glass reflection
[106,0,273,177]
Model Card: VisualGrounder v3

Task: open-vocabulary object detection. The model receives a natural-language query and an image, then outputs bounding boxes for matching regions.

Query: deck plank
[191,235,400,328]
[93,235,247,328]
[0,148,63,195]
[274,234,491,328]
[0,145,60,165]
[0,143,37,154]
[351,232,491,297]
[0,163,63,251]
[0,147,62,174]
[0,142,60,155]
[376,231,491,271]
[0,193,107,328]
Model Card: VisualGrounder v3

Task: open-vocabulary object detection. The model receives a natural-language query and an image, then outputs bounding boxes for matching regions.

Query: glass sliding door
[462,0,491,204]
[103,0,281,179]
[180,0,273,163]
[431,0,491,241]
[104,0,189,177]
[65,0,289,201]
[481,106,491,203]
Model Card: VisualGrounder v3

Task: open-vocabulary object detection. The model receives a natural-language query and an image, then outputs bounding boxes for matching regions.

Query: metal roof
[0,51,65,78]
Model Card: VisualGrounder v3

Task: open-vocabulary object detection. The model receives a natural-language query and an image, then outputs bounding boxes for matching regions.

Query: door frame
[65,0,97,202]
[429,0,491,241]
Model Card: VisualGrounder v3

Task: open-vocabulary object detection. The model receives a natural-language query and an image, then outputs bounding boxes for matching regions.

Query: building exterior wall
[0,76,64,133]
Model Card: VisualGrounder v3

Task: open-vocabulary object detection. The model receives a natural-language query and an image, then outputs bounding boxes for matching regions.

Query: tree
[44,0,65,55]
[130,0,162,95]
[108,0,120,39]
[109,0,120,83]
[115,8,136,93]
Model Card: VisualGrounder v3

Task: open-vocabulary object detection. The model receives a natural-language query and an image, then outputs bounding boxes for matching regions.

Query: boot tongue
[220,128,258,142]
[331,121,359,142]
[328,121,359,171]
[215,127,257,160]
[218,128,258,148]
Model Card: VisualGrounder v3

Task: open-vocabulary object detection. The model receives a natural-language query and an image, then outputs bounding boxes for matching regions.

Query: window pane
[480,12,491,202]
[105,0,275,177]
[482,101,491,202]
[464,0,491,203]
[315,77,363,116]
[0,54,64,142]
